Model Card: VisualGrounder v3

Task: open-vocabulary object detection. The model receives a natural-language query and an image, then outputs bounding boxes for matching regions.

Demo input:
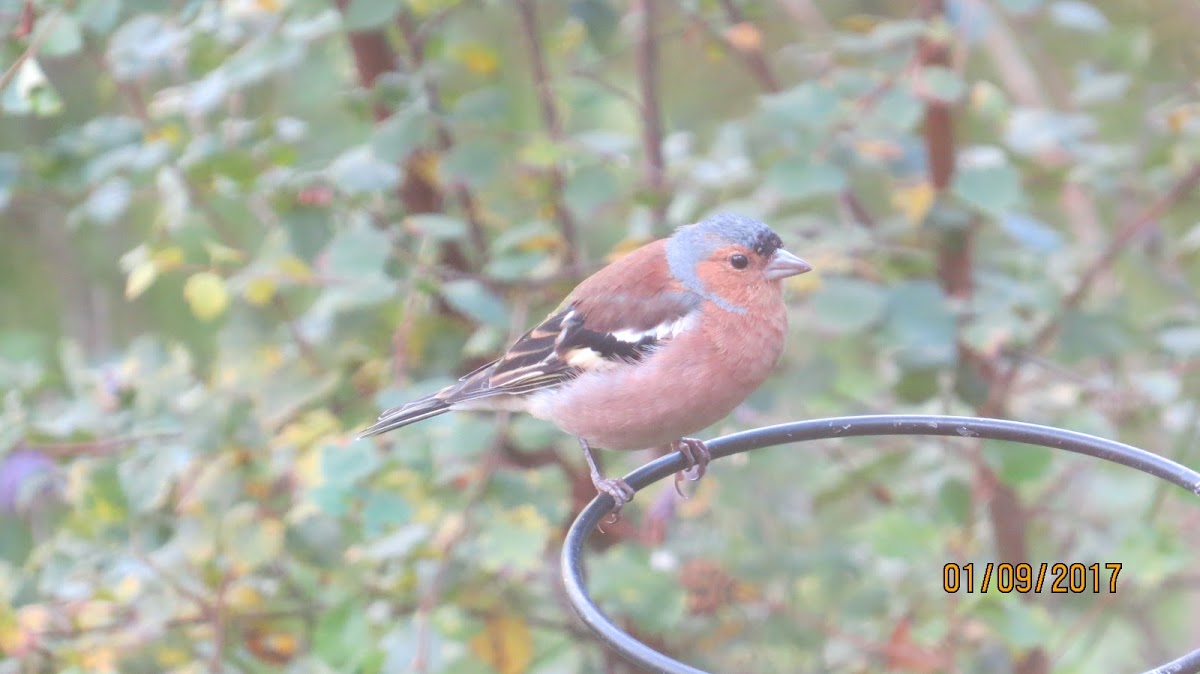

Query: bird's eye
[730,254,749,270]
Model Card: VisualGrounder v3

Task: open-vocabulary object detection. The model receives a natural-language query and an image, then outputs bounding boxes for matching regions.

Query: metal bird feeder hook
[560,414,1200,674]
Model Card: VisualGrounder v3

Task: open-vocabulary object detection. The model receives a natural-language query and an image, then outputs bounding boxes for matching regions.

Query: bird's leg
[670,437,711,495]
[579,437,635,519]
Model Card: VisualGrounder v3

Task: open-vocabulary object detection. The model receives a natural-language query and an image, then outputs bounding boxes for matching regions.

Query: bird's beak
[764,248,813,280]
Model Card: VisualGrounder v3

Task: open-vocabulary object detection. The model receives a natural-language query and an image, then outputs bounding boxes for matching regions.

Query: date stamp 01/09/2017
[943,562,1123,594]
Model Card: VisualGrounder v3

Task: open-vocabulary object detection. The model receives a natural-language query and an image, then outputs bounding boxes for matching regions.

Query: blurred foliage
[3,0,1200,672]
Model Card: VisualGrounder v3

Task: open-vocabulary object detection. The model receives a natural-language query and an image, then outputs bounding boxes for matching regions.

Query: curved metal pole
[561,415,1200,674]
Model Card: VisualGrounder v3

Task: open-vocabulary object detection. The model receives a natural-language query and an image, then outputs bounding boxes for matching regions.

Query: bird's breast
[528,301,788,450]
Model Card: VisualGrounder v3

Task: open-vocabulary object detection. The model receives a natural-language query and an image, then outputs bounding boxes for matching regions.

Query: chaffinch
[360,213,812,514]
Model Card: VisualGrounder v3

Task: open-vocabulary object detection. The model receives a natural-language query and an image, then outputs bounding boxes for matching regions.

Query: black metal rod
[561,415,1200,674]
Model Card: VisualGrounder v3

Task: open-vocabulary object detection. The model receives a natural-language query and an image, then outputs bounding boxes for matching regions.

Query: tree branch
[635,0,668,228]
[716,0,780,92]
[396,11,488,258]
[516,0,581,270]
[983,162,1200,414]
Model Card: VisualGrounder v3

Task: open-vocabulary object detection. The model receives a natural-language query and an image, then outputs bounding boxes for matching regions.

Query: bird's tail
[357,361,500,438]
[357,393,453,438]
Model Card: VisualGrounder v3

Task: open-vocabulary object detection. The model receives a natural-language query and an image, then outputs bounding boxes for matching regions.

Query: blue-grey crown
[664,213,783,313]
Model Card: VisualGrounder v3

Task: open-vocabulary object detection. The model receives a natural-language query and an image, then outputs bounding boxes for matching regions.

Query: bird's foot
[671,437,711,497]
[578,437,635,522]
[592,475,636,522]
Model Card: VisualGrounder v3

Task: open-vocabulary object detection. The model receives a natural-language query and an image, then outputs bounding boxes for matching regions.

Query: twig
[410,453,499,672]
[28,430,181,457]
[775,0,830,31]
[701,0,880,228]
[209,571,230,673]
[271,295,321,371]
[716,0,780,92]
[515,0,581,271]
[635,0,668,229]
[983,162,1200,414]
[0,7,61,92]
[396,11,488,258]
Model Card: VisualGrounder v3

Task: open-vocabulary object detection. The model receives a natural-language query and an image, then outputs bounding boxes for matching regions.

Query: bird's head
[666,213,811,312]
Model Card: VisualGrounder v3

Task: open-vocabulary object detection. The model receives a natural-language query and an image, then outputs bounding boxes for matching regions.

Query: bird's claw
[593,476,635,522]
[671,437,711,494]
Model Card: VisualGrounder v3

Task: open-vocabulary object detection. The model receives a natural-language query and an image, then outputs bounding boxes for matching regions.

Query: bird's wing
[359,241,700,437]
[457,239,703,399]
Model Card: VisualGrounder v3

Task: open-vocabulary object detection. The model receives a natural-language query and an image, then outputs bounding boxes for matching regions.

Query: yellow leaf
[891,181,936,225]
[256,0,282,11]
[156,647,191,667]
[183,272,229,320]
[276,256,312,280]
[80,645,117,673]
[205,241,245,264]
[786,267,821,294]
[243,277,277,306]
[226,581,264,611]
[605,236,653,263]
[457,43,499,75]
[724,22,762,52]
[74,601,115,630]
[516,232,562,253]
[409,149,440,184]
[125,261,158,300]
[152,246,185,269]
[855,138,903,162]
[470,615,533,674]
[145,123,184,148]
[840,13,881,33]
[114,575,141,602]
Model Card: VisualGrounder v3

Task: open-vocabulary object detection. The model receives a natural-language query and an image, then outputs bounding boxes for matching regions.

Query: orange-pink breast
[528,291,789,450]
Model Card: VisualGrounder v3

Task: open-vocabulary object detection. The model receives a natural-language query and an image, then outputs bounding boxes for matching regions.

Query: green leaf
[894,367,939,403]
[759,83,842,131]
[937,479,972,525]
[1000,213,1062,252]
[77,0,122,34]
[882,281,957,368]
[341,0,404,30]
[361,490,413,538]
[37,14,84,58]
[919,66,966,103]
[440,141,504,189]
[1057,310,1133,362]
[372,106,436,163]
[325,223,392,279]
[323,441,380,487]
[221,503,285,573]
[314,598,374,669]
[83,176,131,225]
[996,0,1043,13]
[0,153,19,211]
[860,510,942,559]
[952,163,1023,216]
[474,505,551,574]
[1159,325,1200,358]
[406,214,469,241]
[108,14,183,80]
[441,279,508,328]
[982,440,1053,484]
[570,0,619,50]
[1049,0,1109,32]
[810,278,887,334]
[328,147,401,195]
[766,159,846,201]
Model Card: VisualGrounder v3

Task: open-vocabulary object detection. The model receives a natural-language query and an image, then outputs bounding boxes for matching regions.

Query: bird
[359,213,812,515]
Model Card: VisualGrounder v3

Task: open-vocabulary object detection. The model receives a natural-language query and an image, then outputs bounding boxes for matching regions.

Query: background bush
[3,0,1200,672]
